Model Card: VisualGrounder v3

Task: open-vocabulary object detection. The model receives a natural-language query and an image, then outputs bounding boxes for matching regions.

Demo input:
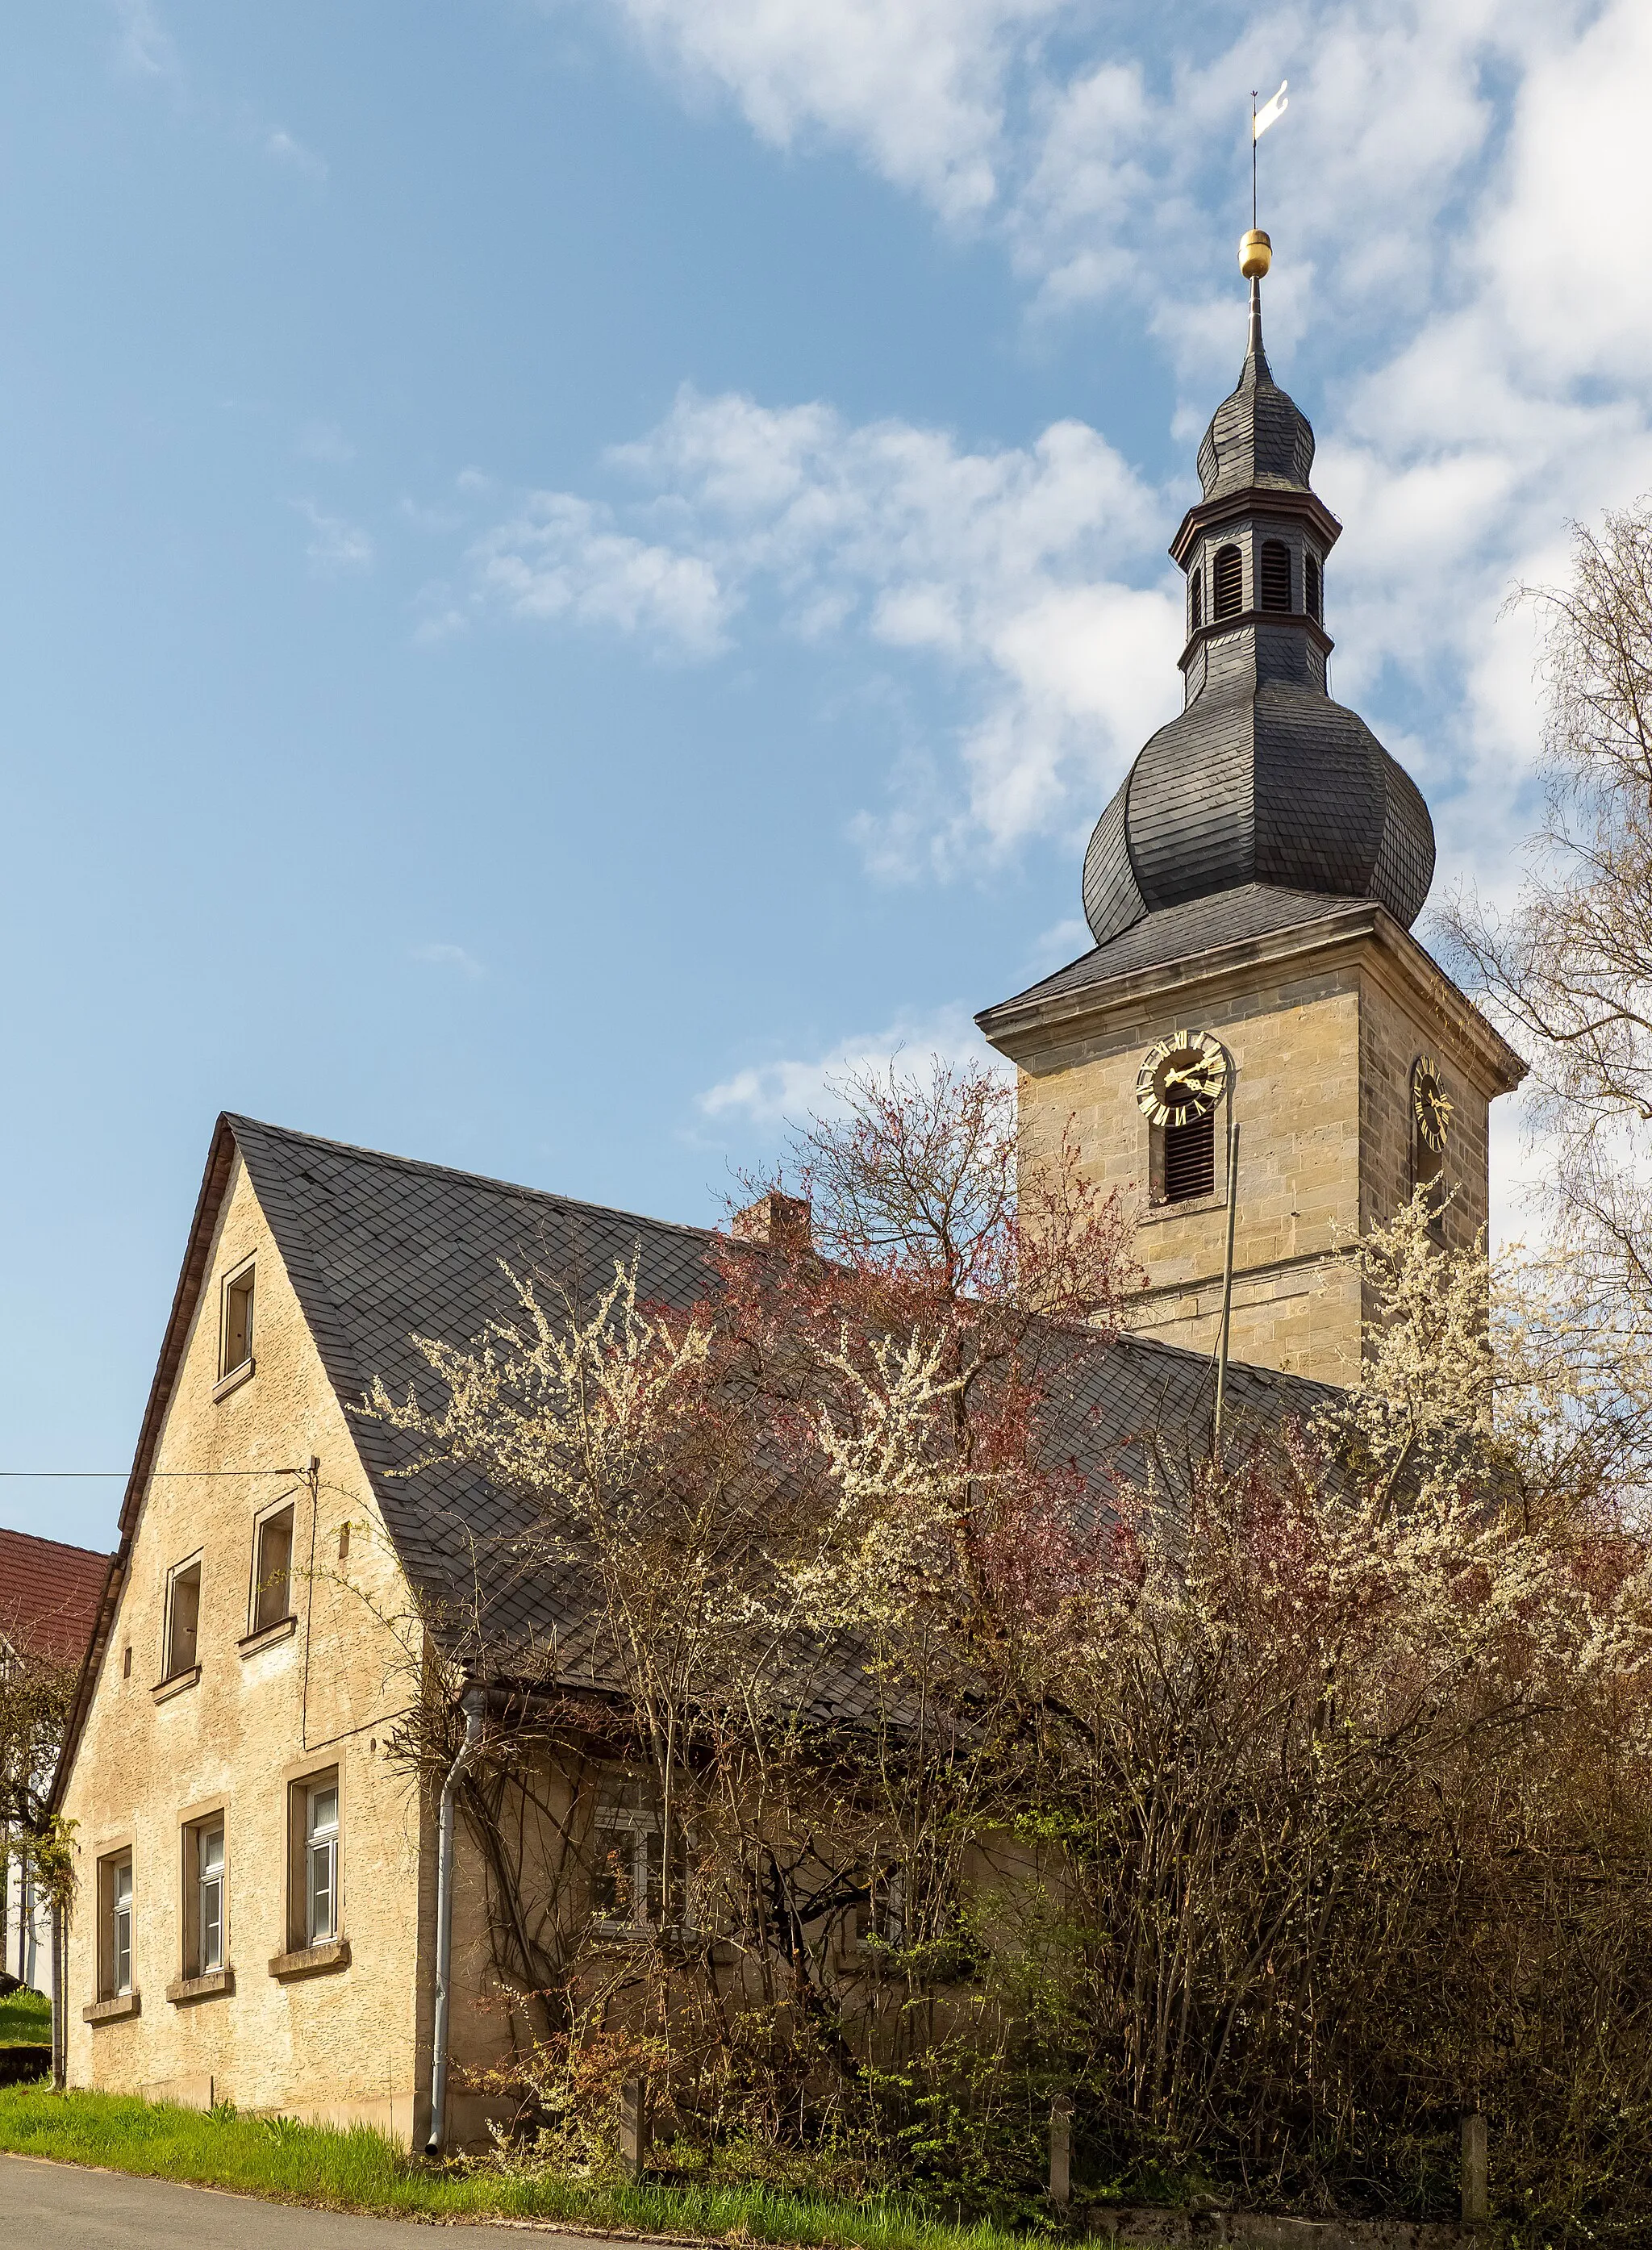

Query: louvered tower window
[1212,545,1243,620]
[1188,566,1203,631]
[1305,553,1322,622]
[1260,540,1292,612]
[1162,1112,1216,1202]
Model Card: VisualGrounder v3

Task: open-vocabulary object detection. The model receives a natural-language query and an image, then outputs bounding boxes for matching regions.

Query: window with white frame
[303,1777,339,1944]
[591,1779,664,1931]
[99,1850,134,1998]
[191,1820,225,1974]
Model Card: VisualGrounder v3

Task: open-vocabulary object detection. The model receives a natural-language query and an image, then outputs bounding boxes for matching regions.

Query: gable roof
[56,1113,1337,1790]
[0,1528,111,1668]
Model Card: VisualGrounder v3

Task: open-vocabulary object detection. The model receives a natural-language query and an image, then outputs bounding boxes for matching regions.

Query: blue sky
[5,0,1650,1548]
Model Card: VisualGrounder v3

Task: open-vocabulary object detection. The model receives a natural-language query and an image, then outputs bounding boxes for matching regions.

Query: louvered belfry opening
[1212,545,1243,620]
[1260,540,1292,612]
[1189,566,1203,631]
[1304,552,1322,621]
[1162,1111,1216,1202]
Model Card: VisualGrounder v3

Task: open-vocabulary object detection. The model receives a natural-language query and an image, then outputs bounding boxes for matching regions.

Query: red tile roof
[0,1528,111,1668]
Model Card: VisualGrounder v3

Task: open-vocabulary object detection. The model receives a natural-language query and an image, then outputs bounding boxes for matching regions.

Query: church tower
[978,239,1525,1384]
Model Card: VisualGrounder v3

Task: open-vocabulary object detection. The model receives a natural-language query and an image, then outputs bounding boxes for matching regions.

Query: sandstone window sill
[151,1664,202,1705]
[1140,1190,1228,1226]
[166,1968,235,2005]
[212,1358,256,1403]
[238,1614,297,1657]
[84,1992,140,2025]
[269,1938,350,1981]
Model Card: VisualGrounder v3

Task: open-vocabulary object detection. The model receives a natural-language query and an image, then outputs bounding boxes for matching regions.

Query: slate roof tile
[224,1113,1336,1709]
[980,883,1376,1021]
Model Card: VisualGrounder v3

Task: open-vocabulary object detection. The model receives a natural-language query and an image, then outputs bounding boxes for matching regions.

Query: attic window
[251,1504,294,1634]
[1212,545,1243,620]
[1305,553,1323,621]
[220,1263,254,1379]
[1260,540,1292,612]
[1188,566,1203,631]
[165,1557,202,1680]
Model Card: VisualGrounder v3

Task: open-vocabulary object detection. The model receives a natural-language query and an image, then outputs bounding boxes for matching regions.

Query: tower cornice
[978,896,1528,1102]
[1169,482,1341,568]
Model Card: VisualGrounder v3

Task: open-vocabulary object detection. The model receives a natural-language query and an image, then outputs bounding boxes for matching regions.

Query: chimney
[731,1191,812,1251]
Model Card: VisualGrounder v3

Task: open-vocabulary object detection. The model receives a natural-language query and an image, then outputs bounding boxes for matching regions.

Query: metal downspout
[50,1899,65,2092]
[426,1685,486,2156]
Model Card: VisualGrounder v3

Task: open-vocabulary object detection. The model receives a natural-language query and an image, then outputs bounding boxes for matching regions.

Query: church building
[46,240,1524,2139]
[978,236,1525,1382]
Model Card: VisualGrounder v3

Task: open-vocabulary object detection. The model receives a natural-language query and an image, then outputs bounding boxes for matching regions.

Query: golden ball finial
[1239,228,1272,279]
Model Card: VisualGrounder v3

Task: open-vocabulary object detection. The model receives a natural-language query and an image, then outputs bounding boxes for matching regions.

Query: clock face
[1136,1029,1229,1128]
[1412,1057,1453,1151]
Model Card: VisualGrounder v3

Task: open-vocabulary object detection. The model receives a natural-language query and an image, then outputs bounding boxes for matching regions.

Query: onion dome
[1081,257,1434,951]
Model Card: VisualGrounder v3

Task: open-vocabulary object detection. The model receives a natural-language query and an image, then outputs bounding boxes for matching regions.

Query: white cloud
[472,390,1182,867]
[294,499,374,575]
[110,0,178,81]
[700,1002,1004,1128]
[411,941,485,979]
[471,492,730,653]
[607,0,1062,221]
[266,127,328,183]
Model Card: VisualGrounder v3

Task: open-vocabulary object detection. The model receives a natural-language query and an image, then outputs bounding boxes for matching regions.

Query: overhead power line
[0,1468,304,1479]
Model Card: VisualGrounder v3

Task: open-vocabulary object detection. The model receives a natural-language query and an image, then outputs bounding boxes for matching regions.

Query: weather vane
[1243,77,1287,280]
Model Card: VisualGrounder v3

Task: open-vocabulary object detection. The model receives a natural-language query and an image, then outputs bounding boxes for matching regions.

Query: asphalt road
[0,2154,629,2245]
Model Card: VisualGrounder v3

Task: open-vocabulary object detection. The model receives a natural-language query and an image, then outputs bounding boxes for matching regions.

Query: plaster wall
[59,1154,436,2137]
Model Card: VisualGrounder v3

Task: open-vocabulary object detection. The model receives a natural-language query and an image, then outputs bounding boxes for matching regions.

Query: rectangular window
[290,1774,340,1947]
[591,1779,665,1930]
[1162,1112,1216,1203]
[99,1851,134,1998]
[180,1817,227,1977]
[221,1264,255,1376]
[165,1558,202,1678]
[251,1505,294,1633]
[198,1823,225,1972]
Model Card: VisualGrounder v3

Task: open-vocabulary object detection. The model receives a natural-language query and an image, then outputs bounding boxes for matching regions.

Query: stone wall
[1013,920,1515,1388]
[1017,958,1367,1384]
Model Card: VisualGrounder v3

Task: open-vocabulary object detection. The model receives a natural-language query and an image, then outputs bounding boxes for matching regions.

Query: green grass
[0,2087,1070,2248]
[0,1987,50,2047]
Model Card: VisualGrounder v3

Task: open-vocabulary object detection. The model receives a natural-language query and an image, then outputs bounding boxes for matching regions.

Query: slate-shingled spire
[1081,263,1434,951]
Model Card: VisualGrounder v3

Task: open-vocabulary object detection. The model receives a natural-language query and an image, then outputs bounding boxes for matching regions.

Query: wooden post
[1461,2110,1488,2223]
[619,2077,650,2181]
[1049,2092,1074,2208]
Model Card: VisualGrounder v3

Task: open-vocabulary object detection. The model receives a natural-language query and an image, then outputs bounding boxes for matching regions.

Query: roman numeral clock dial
[1412,1057,1453,1150]
[1135,1029,1230,1127]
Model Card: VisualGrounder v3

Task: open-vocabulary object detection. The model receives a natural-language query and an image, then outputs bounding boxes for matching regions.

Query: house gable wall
[59,1151,437,2137]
